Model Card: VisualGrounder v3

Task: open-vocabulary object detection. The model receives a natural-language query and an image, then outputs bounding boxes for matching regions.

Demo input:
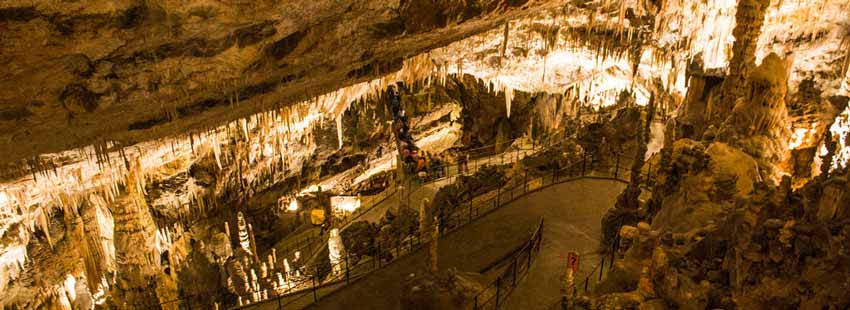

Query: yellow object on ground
[310,209,326,225]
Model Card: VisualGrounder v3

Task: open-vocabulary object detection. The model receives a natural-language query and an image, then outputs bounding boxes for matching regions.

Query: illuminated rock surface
[1,0,850,308]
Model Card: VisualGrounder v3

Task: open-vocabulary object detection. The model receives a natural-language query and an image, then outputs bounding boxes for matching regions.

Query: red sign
[567,252,580,273]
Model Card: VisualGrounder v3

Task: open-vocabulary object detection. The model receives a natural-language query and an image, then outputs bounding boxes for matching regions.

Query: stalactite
[336,115,344,149]
[505,87,514,118]
[499,22,510,67]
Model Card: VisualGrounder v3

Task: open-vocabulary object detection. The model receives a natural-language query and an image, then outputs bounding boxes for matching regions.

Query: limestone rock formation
[2,0,850,308]
[718,53,792,167]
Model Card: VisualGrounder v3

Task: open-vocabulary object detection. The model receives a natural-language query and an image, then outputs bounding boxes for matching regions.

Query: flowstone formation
[717,53,792,168]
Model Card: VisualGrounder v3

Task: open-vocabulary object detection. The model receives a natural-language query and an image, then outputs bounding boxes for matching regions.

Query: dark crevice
[266,30,307,59]
[0,6,37,22]
[128,115,169,131]
[346,57,404,79]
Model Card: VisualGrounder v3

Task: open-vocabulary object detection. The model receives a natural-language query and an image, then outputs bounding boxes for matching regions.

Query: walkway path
[306,178,626,310]
[502,178,625,309]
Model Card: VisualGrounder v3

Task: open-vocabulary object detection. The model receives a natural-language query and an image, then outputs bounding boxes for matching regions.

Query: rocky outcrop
[590,138,850,309]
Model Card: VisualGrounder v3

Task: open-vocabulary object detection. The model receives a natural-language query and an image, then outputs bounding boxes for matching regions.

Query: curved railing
[468,219,544,310]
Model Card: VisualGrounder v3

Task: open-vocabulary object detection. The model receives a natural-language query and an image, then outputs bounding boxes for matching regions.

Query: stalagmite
[430,216,439,272]
[111,158,162,307]
[328,228,346,276]
[237,212,251,254]
[714,0,771,123]
[248,224,260,262]
[419,199,432,236]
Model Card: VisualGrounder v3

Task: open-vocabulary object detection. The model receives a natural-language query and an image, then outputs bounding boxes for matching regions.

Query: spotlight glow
[288,199,299,212]
[330,196,361,213]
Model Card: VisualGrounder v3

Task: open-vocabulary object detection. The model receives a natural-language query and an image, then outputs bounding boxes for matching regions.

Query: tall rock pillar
[111,160,163,309]
[713,0,771,124]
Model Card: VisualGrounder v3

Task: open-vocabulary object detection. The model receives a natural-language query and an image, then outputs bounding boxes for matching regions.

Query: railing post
[474,295,478,310]
[584,277,588,292]
[614,153,620,178]
[312,266,319,302]
[552,163,557,183]
[523,170,528,192]
[496,186,501,207]
[599,257,605,281]
[468,201,473,223]
[581,151,587,176]
[345,254,351,285]
[495,277,502,309]
[512,256,518,286]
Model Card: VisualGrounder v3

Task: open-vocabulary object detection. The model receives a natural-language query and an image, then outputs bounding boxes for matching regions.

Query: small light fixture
[288,199,299,212]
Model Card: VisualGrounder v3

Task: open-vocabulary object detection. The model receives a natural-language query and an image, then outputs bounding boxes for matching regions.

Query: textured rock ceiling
[0,0,555,166]
[1,0,850,307]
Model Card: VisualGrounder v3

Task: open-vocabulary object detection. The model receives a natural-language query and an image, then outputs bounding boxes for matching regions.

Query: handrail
[468,218,544,310]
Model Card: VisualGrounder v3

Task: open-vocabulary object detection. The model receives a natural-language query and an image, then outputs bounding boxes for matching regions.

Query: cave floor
[248,178,625,310]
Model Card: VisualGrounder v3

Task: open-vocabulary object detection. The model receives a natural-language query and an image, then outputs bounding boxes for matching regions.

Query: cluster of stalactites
[0,50,444,247]
[0,52,450,303]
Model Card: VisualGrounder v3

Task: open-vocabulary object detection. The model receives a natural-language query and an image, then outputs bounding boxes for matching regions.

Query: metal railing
[469,219,544,310]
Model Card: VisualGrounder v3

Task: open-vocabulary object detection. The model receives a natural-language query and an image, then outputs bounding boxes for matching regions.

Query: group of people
[388,84,420,164]
[411,152,449,181]
[387,84,474,181]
